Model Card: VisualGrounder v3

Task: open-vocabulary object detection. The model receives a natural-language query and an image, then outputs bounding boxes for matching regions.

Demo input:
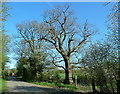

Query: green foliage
[80,42,118,92]
[2,70,8,79]
[16,51,48,81]
[0,2,10,80]
[51,72,61,83]
[42,71,63,83]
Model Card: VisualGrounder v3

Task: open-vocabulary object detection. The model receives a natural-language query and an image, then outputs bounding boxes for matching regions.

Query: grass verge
[28,81,78,91]
[0,79,6,93]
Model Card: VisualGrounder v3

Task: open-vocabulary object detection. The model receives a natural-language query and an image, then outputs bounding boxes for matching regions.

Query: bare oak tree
[39,5,96,84]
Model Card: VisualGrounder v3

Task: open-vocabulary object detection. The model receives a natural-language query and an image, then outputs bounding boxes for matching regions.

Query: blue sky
[5,2,113,69]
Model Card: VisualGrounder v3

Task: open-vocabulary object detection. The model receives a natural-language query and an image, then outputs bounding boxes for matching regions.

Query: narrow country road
[5,76,80,94]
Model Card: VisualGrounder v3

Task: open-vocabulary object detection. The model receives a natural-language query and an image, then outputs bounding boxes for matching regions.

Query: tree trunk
[64,69,69,84]
[117,80,120,94]
[40,72,43,81]
[64,69,73,84]
[92,79,96,92]
[63,56,73,84]
[69,68,73,84]
[117,61,120,94]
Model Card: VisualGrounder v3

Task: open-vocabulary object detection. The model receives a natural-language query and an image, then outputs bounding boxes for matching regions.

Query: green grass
[59,73,65,79]
[33,82,56,87]
[0,79,6,93]
[0,79,2,93]
[16,76,23,80]
[28,81,77,91]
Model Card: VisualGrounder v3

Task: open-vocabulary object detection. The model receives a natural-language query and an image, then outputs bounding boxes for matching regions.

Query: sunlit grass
[28,81,77,91]
[59,73,65,79]
[0,79,6,93]
[0,79,2,93]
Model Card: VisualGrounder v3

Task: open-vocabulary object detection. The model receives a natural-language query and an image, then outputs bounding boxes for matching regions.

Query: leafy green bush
[2,70,8,80]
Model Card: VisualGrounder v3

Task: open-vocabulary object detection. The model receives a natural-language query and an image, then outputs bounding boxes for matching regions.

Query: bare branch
[69,38,86,54]
[49,54,65,70]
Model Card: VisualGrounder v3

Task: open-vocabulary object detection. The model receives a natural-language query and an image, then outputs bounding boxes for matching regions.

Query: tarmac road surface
[5,76,81,94]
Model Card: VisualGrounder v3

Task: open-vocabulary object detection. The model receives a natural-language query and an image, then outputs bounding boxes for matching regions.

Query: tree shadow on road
[2,85,85,94]
[15,85,73,92]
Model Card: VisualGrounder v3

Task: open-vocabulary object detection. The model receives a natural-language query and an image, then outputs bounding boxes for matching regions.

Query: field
[59,73,65,79]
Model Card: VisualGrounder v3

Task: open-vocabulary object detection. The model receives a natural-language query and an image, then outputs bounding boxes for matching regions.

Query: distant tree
[16,21,48,81]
